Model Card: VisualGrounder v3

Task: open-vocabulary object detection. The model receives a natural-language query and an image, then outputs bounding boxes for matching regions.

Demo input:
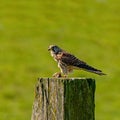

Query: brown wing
[60,52,106,75]
[60,52,86,67]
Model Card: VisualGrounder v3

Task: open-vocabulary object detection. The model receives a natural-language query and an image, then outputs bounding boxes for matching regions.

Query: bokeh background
[0,0,120,120]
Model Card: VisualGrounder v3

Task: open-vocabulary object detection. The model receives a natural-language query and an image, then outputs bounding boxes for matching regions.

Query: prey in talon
[48,45,106,78]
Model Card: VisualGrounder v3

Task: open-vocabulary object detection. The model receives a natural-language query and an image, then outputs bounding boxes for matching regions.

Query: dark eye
[52,46,59,53]
[53,46,57,52]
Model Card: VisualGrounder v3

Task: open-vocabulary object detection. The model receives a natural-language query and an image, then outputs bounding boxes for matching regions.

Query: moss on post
[31,78,95,120]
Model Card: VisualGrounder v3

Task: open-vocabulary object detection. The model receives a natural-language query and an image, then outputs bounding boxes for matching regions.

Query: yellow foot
[63,75,68,78]
[52,72,62,78]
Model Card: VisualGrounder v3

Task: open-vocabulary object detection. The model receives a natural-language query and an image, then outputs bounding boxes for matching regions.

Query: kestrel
[48,45,106,77]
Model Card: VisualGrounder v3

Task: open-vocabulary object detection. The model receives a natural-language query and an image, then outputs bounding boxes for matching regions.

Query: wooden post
[31,78,95,120]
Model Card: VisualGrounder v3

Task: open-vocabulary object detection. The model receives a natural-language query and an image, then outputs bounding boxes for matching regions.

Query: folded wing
[61,52,106,75]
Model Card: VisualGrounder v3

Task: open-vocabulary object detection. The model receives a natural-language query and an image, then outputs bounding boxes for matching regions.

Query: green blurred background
[0,0,120,120]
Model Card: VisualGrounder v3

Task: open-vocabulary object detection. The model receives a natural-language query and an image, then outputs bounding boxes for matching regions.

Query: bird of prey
[48,45,106,77]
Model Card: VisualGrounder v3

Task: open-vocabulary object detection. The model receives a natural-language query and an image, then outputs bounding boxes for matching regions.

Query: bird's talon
[63,75,68,78]
[52,72,62,78]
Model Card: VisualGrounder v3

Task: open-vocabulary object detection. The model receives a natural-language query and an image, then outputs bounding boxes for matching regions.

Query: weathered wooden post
[31,78,95,120]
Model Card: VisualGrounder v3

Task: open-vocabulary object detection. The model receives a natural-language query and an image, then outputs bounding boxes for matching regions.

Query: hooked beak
[48,47,51,51]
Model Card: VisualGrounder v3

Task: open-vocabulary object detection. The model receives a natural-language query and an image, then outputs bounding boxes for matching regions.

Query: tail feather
[77,64,106,75]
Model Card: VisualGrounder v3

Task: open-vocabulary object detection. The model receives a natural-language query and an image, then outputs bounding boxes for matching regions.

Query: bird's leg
[52,72,62,78]
[63,74,68,78]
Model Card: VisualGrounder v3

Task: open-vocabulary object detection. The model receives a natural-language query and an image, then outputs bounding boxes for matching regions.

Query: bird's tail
[78,64,106,75]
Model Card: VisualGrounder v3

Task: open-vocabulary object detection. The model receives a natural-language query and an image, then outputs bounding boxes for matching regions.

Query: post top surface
[38,77,94,81]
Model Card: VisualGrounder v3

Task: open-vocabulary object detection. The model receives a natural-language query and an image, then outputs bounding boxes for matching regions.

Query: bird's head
[48,45,62,54]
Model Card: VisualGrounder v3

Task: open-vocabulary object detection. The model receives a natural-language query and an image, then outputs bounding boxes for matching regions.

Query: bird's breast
[50,52,58,62]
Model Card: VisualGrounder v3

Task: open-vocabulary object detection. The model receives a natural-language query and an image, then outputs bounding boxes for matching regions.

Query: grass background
[0,0,120,120]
